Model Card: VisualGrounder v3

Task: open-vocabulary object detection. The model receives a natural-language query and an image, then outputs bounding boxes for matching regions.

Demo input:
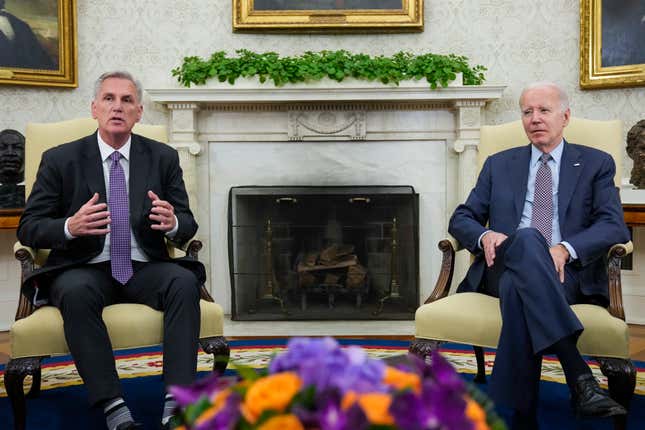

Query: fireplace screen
[229,186,419,320]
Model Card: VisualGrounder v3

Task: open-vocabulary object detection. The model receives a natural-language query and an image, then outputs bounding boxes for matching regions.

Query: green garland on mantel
[171,49,487,89]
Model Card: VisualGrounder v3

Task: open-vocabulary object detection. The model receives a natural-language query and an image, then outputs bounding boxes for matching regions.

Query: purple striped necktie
[109,151,133,284]
[530,153,553,244]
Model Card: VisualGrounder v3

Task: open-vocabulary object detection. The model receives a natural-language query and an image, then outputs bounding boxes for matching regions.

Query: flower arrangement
[170,337,506,430]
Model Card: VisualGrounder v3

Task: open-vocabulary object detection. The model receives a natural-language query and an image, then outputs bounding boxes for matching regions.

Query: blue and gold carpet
[1,338,644,429]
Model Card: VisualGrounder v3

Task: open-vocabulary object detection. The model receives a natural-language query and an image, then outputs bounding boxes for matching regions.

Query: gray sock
[103,397,134,430]
[161,393,178,425]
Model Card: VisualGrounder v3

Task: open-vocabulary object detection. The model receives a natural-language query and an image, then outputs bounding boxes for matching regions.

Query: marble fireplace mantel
[146,81,505,313]
[148,81,505,200]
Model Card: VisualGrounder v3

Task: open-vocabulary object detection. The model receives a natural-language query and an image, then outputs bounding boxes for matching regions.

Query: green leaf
[171,50,486,88]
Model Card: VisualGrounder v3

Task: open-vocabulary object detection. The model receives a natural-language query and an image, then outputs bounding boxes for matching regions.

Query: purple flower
[170,373,236,407]
[314,391,347,430]
[431,350,464,392]
[269,338,386,394]
[391,390,436,430]
[344,402,370,430]
[195,392,242,430]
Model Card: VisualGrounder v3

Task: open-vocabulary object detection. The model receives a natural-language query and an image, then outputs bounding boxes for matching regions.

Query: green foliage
[172,50,487,88]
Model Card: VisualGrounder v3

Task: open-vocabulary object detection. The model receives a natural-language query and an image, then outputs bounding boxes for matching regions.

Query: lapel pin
[573,163,581,166]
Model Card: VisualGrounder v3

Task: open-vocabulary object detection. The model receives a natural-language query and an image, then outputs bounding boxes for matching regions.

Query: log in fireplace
[229,186,419,320]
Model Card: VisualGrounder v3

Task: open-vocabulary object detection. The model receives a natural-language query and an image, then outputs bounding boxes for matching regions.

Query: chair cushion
[415,292,630,359]
[10,300,224,359]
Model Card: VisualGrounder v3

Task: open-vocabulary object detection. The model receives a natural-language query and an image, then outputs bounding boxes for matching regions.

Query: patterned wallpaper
[1,0,644,176]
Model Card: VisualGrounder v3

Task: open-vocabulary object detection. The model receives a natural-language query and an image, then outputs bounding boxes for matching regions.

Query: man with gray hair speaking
[18,71,204,429]
[449,82,629,428]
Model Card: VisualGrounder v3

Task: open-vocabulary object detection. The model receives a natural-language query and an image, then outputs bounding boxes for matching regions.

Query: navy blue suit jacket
[449,140,630,302]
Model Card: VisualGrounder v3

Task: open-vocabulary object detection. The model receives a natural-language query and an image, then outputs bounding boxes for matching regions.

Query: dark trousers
[482,228,584,413]
[49,260,201,406]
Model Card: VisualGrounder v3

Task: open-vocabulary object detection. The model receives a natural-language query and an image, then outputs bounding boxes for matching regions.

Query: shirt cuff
[477,230,491,249]
[559,241,577,261]
[64,218,76,240]
[165,215,179,239]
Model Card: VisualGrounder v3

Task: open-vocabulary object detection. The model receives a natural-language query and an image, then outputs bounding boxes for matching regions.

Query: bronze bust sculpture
[626,120,645,189]
[0,128,25,208]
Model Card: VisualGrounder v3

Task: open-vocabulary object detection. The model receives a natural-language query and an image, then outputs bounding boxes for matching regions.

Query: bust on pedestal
[627,119,645,189]
[0,129,25,209]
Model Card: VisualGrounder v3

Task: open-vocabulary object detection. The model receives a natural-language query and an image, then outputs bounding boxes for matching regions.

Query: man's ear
[136,104,143,123]
[562,108,571,126]
[91,100,98,119]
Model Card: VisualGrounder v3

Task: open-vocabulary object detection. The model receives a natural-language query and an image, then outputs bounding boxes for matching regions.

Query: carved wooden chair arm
[607,241,633,321]
[13,242,37,321]
[424,237,458,304]
[166,238,213,302]
[166,238,203,260]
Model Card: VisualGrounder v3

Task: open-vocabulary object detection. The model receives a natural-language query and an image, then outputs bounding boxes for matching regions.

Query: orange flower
[341,391,394,425]
[383,366,421,393]
[257,414,304,430]
[465,398,490,430]
[241,372,302,423]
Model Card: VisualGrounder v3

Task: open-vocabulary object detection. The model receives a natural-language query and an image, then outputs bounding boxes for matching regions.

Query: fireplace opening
[229,186,419,320]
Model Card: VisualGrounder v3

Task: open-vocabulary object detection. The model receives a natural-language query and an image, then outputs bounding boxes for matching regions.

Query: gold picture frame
[580,0,645,89]
[0,0,77,88]
[233,0,423,32]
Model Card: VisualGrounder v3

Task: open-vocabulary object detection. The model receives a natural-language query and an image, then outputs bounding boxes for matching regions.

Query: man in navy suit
[18,71,203,430]
[449,82,629,428]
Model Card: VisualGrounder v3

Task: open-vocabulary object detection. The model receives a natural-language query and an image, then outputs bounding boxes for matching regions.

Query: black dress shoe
[115,422,144,430]
[571,374,627,418]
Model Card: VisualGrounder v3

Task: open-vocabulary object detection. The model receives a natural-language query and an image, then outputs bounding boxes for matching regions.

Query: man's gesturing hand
[148,190,176,232]
[67,193,110,236]
[481,231,508,267]
[550,244,570,283]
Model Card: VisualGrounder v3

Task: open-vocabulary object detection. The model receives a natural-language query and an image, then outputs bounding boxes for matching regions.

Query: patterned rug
[1,338,644,396]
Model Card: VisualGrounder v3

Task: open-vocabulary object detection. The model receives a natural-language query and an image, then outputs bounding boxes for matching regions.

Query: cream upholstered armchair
[4,118,229,430]
[410,118,636,428]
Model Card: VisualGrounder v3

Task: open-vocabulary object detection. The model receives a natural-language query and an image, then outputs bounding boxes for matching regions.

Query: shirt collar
[97,132,131,162]
[531,139,564,167]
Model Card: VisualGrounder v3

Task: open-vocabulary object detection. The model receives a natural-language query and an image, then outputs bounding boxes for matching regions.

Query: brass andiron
[375,216,401,315]
[257,219,287,313]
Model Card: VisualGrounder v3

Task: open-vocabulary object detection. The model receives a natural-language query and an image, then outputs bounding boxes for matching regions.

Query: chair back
[479,118,623,183]
[24,118,168,197]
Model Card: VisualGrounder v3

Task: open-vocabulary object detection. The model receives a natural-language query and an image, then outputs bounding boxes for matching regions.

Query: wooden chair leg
[473,346,487,384]
[595,357,636,430]
[200,336,230,375]
[409,338,442,363]
[3,356,44,430]
[26,366,42,398]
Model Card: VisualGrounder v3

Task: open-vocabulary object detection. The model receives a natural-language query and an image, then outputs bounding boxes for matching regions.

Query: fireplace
[229,186,419,320]
[147,81,504,316]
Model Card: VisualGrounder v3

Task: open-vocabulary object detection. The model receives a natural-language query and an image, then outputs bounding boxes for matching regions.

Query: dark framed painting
[580,0,645,89]
[0,0,77,87]
[233,0,423,32]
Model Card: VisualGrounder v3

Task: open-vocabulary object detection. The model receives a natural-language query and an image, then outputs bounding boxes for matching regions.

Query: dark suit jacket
[17,132,205,302]
[449,140,630,302]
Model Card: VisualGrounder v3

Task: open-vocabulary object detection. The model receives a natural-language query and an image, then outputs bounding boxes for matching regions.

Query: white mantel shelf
[147,81,505,105]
